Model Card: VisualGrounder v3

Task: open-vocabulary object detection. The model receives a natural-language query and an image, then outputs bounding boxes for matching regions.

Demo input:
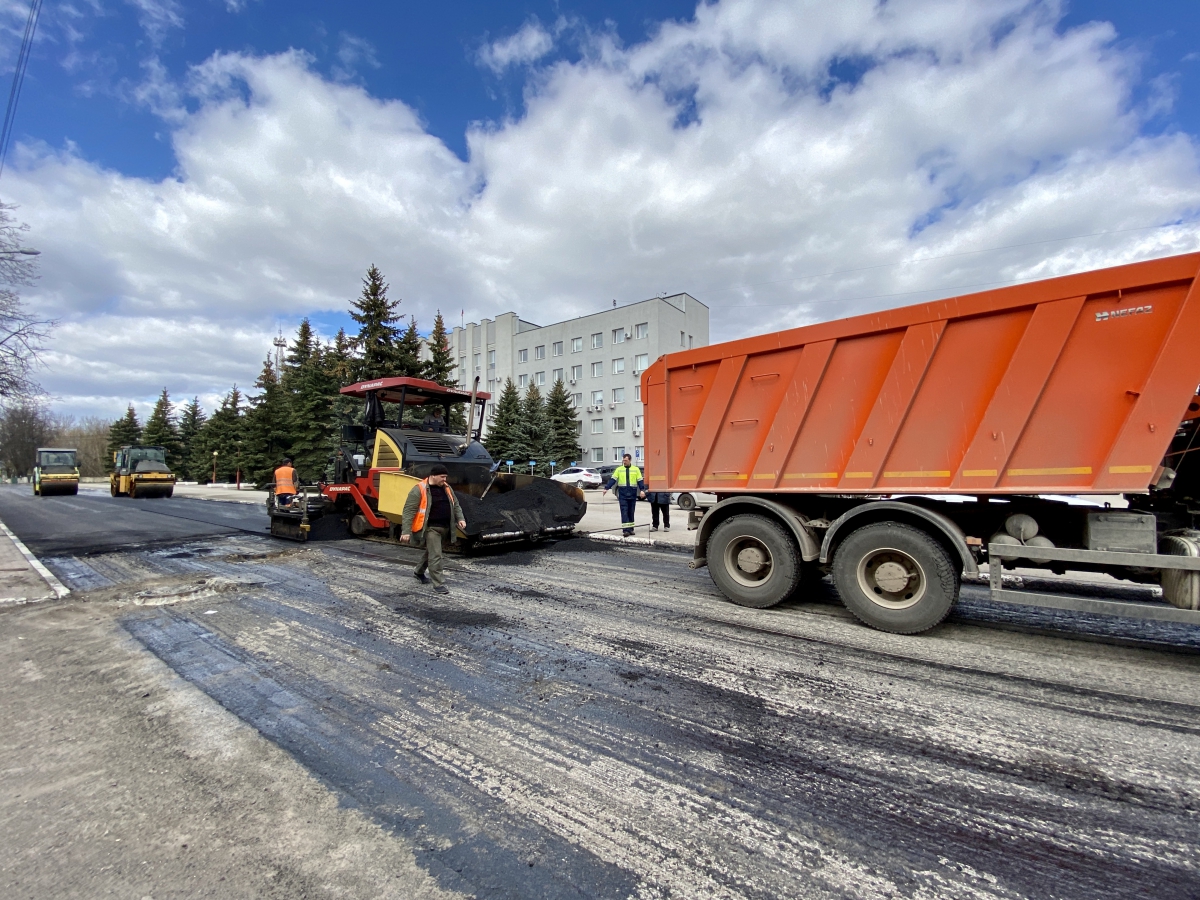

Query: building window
[634,385,641,401]
[571,365,582,380]
[518,348,528,363]
[612,417,625,432]
[574,422,583,436]
[591,419,604,434]
[634,353,649,371]
[612,358,625,375]
[591,332,603,349]
[591,361,603,377]
[634,414,643,429]
[612,446,625,461]
[518,373,528,388]
[459,368,466,385]
[473,353,481,373]
[535,345,546,360]
[572,337,583,352]
[635,323,648,340]
[488,349,496,366]
[552,341,563,357]
[570,392,582,408]
[591,390,604,406]
[681,331,685,346]
[612,328,625,344]
[535,371,546,386]
[591,448,604,463]
[635,445,643,461]
[552,368,563,382]
[612,387,625,403]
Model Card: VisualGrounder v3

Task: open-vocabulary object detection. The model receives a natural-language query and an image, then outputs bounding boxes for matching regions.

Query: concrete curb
[0,518,70,602]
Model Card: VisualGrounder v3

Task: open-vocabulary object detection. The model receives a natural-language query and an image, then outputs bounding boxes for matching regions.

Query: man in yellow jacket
[604,453,645,537]
[400,464,466,594]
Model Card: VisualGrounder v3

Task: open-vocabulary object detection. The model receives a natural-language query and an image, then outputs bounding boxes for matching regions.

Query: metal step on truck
[642,252,1200,634]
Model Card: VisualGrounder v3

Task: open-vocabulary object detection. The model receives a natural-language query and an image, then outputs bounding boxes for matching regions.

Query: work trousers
[618,496,637,535]
[651,501,670,529]
[415,526,449,588]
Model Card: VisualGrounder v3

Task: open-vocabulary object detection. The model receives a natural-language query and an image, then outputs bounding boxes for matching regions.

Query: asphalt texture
[3,484,1199,898]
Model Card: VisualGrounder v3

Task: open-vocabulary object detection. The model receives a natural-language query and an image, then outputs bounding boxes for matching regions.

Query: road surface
[1,484,1197,898]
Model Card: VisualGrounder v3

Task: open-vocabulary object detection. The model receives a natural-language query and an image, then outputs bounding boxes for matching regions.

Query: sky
[1,0,1199,420]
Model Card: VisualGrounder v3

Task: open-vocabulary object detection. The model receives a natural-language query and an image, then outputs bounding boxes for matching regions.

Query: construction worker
[421,407,447,432]
[274,458,297,508]
[604,453,645,537]
[399,463,466,594]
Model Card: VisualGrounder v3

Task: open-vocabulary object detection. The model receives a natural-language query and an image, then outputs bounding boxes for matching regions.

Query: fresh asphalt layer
[2,484,1199,898]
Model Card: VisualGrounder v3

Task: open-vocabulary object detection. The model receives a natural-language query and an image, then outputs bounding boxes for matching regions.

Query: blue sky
[3,0,1200,418]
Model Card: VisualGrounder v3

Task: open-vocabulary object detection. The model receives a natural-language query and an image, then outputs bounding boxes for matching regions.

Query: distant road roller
[110,445,176,498]
[33,448,79,496]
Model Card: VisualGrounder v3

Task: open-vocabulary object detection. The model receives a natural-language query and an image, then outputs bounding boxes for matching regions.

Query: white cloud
[334,33,380,81]
[125,0,184,45]
[478,20,556,73]
[5,0,1200,419]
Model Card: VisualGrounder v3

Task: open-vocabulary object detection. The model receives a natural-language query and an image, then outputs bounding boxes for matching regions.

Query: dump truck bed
[643,253,1200,496]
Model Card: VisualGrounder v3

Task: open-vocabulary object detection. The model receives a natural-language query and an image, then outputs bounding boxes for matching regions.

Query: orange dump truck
[642,252,1200,633]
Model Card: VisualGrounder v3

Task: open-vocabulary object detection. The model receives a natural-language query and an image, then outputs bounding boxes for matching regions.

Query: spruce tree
[544,379,583,473]
[513,383,549,476]
[484,378,522,467]
[423,311,456,386]
[105,405,142,472]
[244,358,292,487]
[396,316,423,378]
[142,388,184,470]
[177,397,206,481]
[350,265,402,380]
[191,387,244,483]
[282,318,317,392]
[289,343,338,482]
[325,328,358,434]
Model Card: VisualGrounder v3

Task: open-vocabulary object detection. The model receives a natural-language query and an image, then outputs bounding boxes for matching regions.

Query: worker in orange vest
[274,458,297,507]
[399,464,466,594]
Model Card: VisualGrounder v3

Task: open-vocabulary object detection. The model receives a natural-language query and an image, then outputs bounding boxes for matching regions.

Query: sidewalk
[0,519,69,605]
[80,482,269,505]
[577,491,695,549]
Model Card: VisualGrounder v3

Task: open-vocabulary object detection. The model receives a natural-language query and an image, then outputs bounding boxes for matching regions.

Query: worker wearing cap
[400,463,466,594]
[604,453,645,537]
[274,458,297,508]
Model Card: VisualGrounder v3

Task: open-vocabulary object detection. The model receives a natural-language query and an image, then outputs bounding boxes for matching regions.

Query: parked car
[675,491,717,510]
[596,464,620,482]
[552,466,604,489]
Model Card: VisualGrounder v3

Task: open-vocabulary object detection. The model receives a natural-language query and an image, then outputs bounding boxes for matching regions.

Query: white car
[552,467,604,489]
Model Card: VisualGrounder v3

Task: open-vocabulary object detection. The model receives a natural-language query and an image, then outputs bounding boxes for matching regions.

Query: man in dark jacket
[400,464,466,594]
[646,486,671,532]
[604,453,645,537]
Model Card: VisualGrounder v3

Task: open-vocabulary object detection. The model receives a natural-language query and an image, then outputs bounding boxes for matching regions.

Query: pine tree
[289,343,338,482]
[513,383,549,475]
[423,311,456,386]
[105,405,142,473]
[244,358,292,488]
[191,387,244,483]
[396,316,423,378]
[177,397,206,481]
[544,379,583,473]
[484,378,522,467]
[141,388,183,470]
[350,265,402,380]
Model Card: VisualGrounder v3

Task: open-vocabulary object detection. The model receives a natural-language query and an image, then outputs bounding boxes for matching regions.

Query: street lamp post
[212,450,219,484]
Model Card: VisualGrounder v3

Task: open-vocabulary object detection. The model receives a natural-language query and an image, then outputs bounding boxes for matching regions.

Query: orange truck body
[643,252,1200,497]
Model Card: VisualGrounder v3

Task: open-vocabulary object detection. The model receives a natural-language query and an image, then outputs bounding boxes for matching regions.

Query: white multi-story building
[444,293,709,466]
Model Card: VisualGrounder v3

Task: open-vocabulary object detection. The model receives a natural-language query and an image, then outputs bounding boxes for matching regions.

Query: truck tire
[708,514,802,609]
[677,492,696,510]
[832,522,959,634]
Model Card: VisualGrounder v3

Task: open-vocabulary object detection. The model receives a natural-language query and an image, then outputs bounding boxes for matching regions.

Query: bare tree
[51,414,111,477]
[0,202,48,400]
[0,400,53,477]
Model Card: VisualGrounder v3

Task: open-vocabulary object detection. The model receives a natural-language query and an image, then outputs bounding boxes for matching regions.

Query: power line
[0,0,44,180]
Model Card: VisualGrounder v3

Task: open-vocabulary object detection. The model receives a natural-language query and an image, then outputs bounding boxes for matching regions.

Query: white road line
[0,517,70,599]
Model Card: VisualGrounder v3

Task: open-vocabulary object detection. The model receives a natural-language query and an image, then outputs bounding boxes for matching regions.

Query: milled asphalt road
[1,484,1198,899]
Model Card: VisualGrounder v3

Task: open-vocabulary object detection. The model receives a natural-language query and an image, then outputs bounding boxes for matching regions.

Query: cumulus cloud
[478,19,556,73]
[5,0,1200,418]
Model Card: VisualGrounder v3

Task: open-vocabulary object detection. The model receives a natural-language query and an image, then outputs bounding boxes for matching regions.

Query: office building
[445,293,709,466]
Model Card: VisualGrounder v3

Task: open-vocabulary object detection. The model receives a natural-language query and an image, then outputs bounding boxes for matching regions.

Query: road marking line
[0,517,70,599]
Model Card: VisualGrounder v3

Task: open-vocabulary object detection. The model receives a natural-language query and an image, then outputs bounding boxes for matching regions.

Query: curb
[0,518,70,601]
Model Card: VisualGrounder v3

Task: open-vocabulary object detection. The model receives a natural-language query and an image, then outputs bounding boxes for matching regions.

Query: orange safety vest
[411,480,457,533]
[274,465,297,494]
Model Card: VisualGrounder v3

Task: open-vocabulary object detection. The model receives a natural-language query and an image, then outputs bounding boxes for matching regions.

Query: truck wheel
[708,514,801,609]
[677,493,696,510]
[832,522,959,634]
